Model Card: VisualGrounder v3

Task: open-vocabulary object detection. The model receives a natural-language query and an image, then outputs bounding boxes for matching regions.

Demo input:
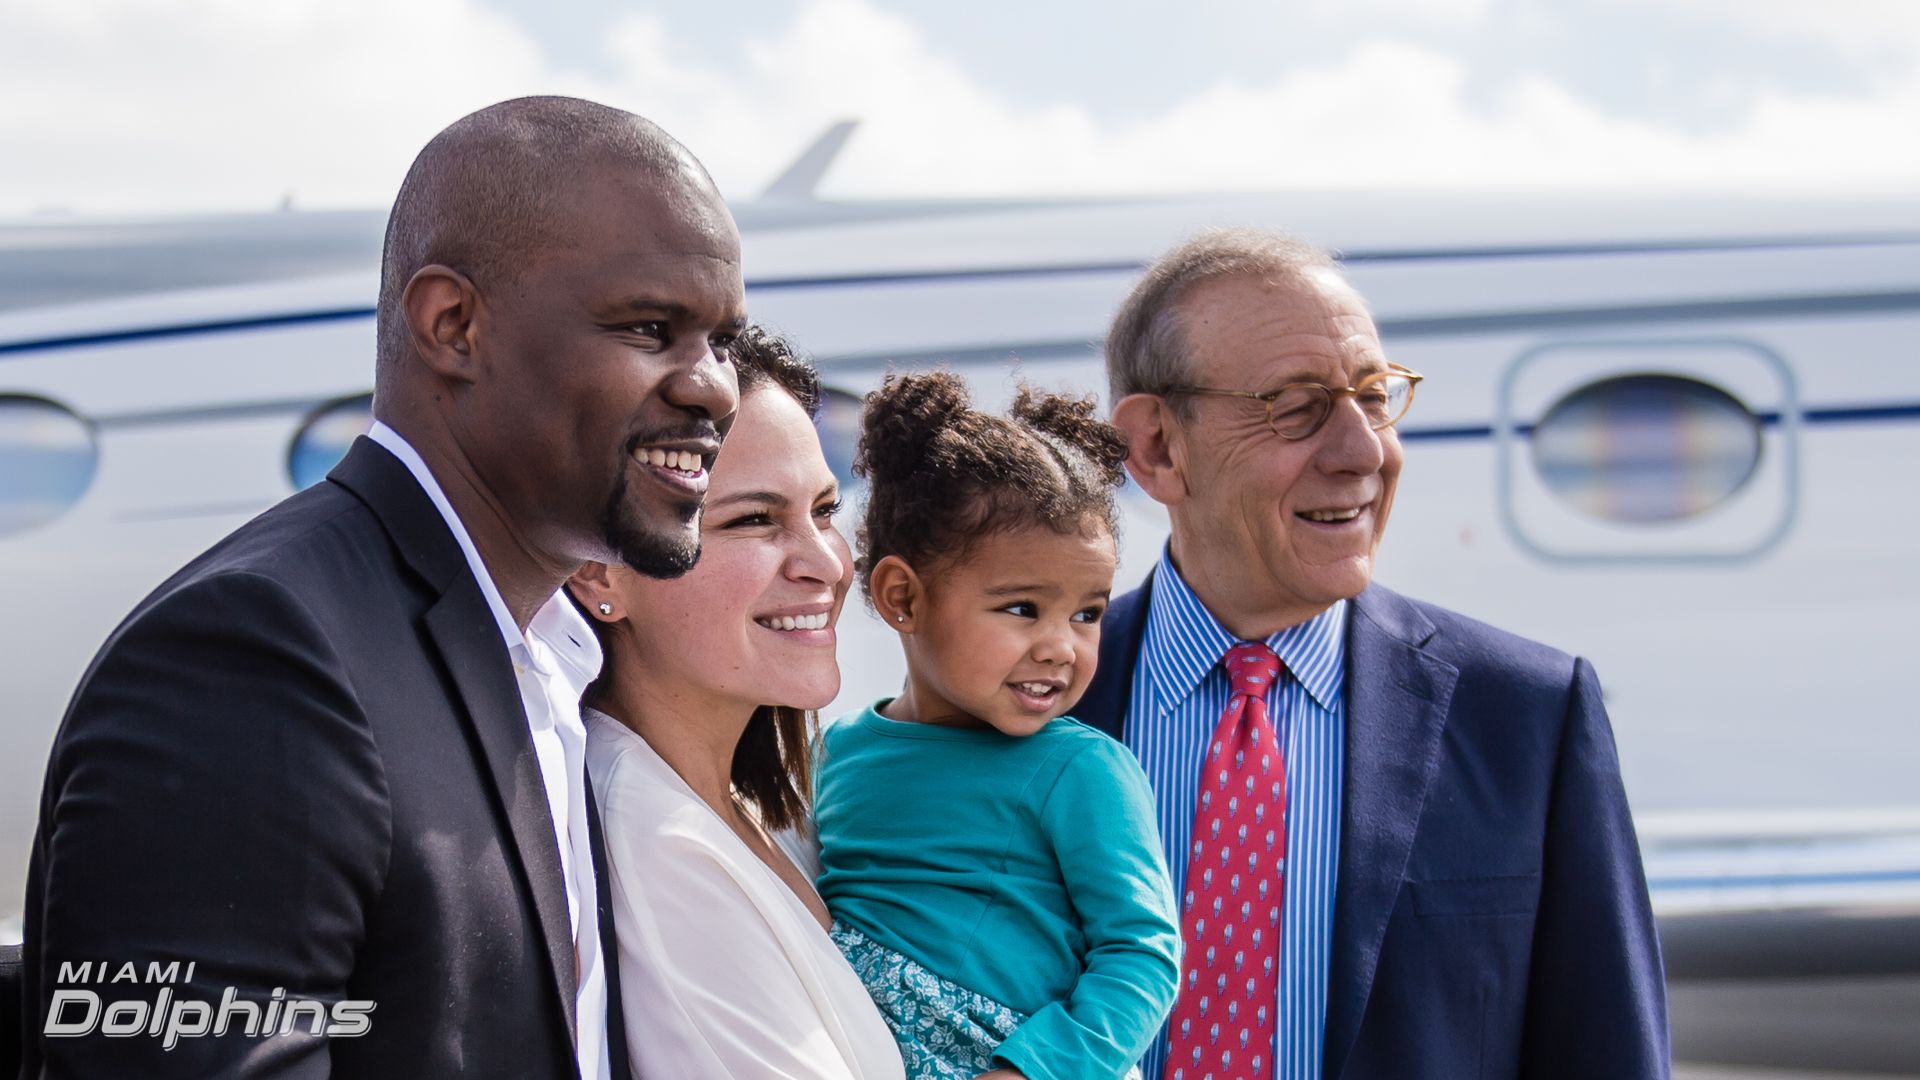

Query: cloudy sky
[2,0,1916,216]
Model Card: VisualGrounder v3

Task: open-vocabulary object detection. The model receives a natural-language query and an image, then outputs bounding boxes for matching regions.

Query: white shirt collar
[365,421,602,684]
[1142,544,1347,712]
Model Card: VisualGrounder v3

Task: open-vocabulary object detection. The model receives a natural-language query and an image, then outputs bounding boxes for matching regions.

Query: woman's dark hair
[854,369,1128,603]
[732,323,821,418]
[579,323,820,831]
[724,327,821,830]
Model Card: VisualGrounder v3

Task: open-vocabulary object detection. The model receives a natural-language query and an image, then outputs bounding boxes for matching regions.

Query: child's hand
[973,1071,1028,1080]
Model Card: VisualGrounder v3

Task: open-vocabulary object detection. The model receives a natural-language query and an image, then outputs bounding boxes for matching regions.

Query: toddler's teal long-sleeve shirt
[815,701,1181,1080]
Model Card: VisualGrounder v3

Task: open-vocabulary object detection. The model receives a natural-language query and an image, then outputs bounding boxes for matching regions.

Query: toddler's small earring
[598,602,614,617]
[894,613,905,623]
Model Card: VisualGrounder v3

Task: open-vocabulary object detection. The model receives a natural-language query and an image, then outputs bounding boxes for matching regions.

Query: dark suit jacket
[2,943,21,1079]
[19,438,631,1079]
[1075,573,1670,1080]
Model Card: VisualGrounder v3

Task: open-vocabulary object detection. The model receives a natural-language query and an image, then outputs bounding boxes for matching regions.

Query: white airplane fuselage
[2,190,1917,1067]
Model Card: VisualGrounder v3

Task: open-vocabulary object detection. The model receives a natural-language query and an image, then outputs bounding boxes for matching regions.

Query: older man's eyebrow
[1260,359,1391,391]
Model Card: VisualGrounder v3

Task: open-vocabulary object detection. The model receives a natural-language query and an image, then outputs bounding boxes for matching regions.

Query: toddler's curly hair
[854,369,1128,602]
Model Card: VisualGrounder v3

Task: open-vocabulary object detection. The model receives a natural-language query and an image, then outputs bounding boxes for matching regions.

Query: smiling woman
[563,326,904,1080]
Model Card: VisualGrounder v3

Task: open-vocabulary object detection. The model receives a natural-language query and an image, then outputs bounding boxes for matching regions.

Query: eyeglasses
[1165,364,1424,440]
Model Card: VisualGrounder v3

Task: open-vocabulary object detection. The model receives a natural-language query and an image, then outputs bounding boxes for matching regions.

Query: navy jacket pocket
[1410,874,1540,917]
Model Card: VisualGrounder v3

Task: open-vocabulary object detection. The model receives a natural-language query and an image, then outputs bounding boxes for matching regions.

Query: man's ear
[400,265,483,385]
[1111,393,1190,505]
[868,555,924,632]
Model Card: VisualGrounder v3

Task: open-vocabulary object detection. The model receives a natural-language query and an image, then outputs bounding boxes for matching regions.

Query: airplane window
[815,386,864,493]
[288,393,374,490]
[1530,374,1762,524]
[0,395,97,536]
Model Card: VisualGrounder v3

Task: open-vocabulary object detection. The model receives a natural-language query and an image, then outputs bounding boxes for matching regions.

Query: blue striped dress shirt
[1125,549,1346,1080]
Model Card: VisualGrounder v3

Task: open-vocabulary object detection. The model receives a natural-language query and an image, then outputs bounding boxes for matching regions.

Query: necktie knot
[1225,641,1282,698]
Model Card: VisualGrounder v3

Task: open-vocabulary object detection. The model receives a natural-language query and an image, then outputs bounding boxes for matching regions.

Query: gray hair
[1105,228,1345,413]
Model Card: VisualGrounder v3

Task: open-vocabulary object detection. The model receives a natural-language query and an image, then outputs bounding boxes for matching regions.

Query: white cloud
[0,0,1915,216]
[0,0,555,213]
[590,2,1920,197]
[1655,0,1920,57]
[1301,0,1494,24]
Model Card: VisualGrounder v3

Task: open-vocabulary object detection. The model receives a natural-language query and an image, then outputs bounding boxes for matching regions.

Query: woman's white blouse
[584,709,905,1080]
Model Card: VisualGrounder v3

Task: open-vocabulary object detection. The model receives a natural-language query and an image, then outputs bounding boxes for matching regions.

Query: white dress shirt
[368,422,610,1080]
[584,708,906,1080]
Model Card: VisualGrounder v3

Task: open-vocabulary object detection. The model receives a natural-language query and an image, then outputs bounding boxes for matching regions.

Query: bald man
[18,97,746,1078]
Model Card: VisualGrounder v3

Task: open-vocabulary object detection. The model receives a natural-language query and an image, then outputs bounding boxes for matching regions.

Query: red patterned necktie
[1164,641,1287,1080]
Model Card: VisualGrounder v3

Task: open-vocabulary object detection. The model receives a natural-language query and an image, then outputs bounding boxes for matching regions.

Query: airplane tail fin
[761,120,858,200]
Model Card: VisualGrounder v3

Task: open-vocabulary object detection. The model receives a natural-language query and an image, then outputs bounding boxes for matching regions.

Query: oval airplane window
[815,386,864,493]
[1530,374,1762,524]
[289,393,374,490]
[0,395,97,536]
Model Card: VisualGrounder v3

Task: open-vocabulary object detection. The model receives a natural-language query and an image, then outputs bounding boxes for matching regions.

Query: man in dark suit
[18,96,747,1077]
[1077,229,1669,1079]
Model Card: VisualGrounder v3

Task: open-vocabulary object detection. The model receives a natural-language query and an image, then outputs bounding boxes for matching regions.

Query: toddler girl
[815,371,1180,1080]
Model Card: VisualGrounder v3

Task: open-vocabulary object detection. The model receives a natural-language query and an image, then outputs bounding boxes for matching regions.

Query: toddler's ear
[1111,393,1191,505]
[868,555,922,632]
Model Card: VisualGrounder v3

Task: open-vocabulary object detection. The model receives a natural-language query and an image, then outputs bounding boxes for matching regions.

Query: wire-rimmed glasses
[1165,364,1424,440]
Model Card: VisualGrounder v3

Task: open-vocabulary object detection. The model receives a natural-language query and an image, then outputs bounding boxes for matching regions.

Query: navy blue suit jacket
[1075,574,1670,1080]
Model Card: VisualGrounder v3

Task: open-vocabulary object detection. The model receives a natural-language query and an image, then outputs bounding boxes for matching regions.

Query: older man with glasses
[1075,228,1668,1080]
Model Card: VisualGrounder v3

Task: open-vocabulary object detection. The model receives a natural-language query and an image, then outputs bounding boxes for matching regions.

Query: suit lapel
[329,438,581,1039]
[1077,569,1155,740]
[425,595,580,1036]
[1323,586,1458,1080]
[587,772,632,1080]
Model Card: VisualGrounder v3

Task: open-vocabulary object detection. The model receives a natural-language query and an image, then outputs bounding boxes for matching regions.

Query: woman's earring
[598,602,613,617]
[895,613,905,623]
